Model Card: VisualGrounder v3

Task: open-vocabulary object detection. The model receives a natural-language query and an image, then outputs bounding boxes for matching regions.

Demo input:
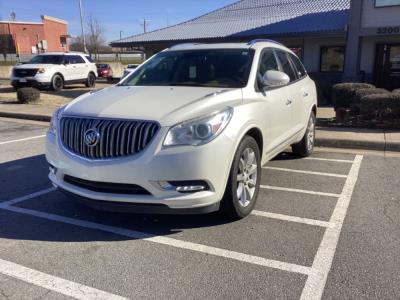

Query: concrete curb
[315,137,386,151]
[0,111,51,122]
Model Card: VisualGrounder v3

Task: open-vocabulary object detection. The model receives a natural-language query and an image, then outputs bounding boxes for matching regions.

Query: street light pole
[78,0,87,53]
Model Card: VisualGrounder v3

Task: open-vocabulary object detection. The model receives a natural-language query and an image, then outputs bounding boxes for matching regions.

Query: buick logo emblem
[84,128,100,147]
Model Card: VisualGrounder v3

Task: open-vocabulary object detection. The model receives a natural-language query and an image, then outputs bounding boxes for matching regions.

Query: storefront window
[375,0,400,7]
[320,46,345,72]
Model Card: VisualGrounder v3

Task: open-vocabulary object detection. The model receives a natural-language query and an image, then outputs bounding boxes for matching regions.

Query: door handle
[286,99,292,106]
[303,92,309,98]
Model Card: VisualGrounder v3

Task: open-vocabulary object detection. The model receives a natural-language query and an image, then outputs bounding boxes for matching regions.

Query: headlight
[163,107,233,147]
[37,68,46,74]
[49,106,64,135]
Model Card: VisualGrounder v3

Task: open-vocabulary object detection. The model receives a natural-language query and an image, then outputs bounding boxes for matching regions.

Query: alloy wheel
[307,116,315,151]
[236,147,258,207]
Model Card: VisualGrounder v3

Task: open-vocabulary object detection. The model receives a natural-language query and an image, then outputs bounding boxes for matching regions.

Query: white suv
[11,52,97,91]
[46,40,317,219]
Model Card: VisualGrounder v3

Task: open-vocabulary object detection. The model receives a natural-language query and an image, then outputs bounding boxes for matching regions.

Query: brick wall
[9,23,44,54]
[42,16,69,52]
[0,16,69,55]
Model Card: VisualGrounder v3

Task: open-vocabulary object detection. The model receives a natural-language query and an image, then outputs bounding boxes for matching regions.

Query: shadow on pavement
[0,154,235,242]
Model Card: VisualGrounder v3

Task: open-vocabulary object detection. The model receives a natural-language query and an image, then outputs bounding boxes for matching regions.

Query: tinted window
[320,46,345,72]
[29,55,63,64]
[68,55,85,64]
[121,49,255,88]
[289,53,306,78]
[275,50,297,82]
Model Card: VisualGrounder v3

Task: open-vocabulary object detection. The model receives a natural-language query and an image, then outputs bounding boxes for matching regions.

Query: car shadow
[0,154,236,243]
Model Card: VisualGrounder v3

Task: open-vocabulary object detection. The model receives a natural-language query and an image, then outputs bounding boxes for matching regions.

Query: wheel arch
[52,72,64,81]
[244,127,263,155]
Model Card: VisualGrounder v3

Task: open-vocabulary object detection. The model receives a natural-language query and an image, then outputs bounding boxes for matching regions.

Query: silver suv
[11,52,97,91]
[46,40,317,219]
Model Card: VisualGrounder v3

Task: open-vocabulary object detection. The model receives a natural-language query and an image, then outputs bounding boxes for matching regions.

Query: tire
[85,73,96,87]
[220,136,261,219]
[292,111,316,157]
[51,74,64,91]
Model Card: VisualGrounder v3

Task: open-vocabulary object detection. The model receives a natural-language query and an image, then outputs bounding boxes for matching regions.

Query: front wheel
[51,74,64,91]
[292,111,316,157]
[85,73,96,87]
[220,136,261,220]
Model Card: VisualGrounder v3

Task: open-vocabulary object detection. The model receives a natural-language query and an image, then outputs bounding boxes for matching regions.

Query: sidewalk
[1,103,399,152]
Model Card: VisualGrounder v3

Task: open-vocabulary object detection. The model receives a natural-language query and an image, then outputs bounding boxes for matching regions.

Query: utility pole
[138,19,151,33]
[78,0,87,53]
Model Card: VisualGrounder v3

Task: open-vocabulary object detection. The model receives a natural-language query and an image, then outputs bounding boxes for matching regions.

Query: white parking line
[0,203,313,276]
[0,258,128,300]
[304,157,354,163]
[300,155,363,300]
[263,166,348,178]
[251,210,334,228]
[1,187,56,206]
[261,185,340,198]
[0,135,46,145]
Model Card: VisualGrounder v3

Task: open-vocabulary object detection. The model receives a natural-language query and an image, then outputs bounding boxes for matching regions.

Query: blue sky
[0,0,235,42]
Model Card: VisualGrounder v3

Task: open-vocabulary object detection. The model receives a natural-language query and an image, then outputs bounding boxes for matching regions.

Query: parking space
[0,117,400,299]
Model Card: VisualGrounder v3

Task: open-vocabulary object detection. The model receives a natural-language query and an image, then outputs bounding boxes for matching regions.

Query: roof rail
[247,39,284,47]
[169,43,205,49]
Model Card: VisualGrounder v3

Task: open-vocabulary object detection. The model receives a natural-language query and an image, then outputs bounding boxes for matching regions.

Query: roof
[111,0,350,46]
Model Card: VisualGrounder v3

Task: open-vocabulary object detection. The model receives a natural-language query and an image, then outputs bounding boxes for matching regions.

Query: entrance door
[374,44,400,90]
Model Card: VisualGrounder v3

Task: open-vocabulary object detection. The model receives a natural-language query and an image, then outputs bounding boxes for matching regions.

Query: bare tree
[69,36,85,52]
[86,15,106,59]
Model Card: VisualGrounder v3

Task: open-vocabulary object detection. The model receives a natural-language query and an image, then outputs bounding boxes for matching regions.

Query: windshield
[29,55,64,64]
[96,64,108,68]
[120,49,254,88]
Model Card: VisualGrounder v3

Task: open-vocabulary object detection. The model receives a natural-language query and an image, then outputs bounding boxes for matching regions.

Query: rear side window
[69,55,85,64]
[85,56,94,63]
[275,50,297,82]
[289,53,307,78]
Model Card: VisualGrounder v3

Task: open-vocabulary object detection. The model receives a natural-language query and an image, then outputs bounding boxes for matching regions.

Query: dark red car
[96,63,113,81]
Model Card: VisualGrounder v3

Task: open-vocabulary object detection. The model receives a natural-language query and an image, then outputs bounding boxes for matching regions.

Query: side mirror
[260,70,290,88]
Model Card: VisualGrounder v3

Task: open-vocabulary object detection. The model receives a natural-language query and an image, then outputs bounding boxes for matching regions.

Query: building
[110,0,400,96]
[0,15,69,57]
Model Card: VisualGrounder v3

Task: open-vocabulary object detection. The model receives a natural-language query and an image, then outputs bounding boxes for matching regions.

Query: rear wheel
[292,111,316,157]
[85,73,96,87]
[51,74,63,91]
[220,136,261,219]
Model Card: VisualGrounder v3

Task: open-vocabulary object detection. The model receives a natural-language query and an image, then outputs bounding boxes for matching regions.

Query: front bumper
[46,127,236,212]
[11,75,52,89]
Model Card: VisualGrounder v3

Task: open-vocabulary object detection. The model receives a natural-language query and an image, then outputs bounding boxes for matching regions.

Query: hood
[14,63,58,69]
[63,85,243,126]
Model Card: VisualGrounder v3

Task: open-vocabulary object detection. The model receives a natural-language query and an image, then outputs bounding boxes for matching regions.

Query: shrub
[332,83,375,110]
[360,93,400,118]
[17,87,40,104]
[354,88,389,103]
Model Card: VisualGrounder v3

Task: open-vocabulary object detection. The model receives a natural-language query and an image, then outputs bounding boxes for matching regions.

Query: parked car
[96,63,113,81]
[122,64,139,78]
[11,52,98,91]
[46,40,317,219]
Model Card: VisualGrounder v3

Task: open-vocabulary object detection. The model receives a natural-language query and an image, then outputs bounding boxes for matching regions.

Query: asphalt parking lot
[0,117,399,300]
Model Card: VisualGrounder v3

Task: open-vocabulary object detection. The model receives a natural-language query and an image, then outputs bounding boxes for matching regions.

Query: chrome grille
[60,117,160,159]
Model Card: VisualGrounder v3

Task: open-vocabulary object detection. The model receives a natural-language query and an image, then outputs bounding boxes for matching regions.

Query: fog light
[175,185,206,193]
